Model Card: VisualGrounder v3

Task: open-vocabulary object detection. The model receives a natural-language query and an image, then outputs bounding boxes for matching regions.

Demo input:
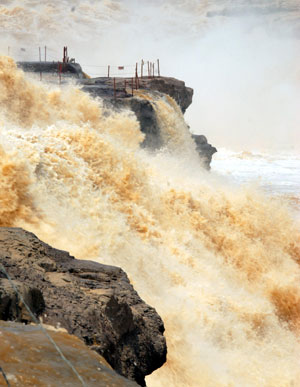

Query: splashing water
[0,57,300,386]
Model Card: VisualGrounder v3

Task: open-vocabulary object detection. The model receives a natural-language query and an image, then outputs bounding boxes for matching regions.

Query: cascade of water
[0,58,300,386]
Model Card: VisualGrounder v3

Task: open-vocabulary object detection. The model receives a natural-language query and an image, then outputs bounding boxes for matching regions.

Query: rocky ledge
[17,60,217,168]
[82,76,193,114]
[0,228,166,386]
[82,76,217,166]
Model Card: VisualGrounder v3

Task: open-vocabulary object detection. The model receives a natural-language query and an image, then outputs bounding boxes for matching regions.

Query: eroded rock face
[113,95,162,150]
[82,75,193,114]
[0,279,45,322]
[192,134,217,170]
[144,77,193,114]
[17,60,217,168]
[0,227,166,386]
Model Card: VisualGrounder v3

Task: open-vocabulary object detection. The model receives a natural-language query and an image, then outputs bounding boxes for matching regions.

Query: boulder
[0,227,166,386]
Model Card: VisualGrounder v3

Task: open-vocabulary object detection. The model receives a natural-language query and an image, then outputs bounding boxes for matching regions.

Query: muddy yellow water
[0,57,300,386]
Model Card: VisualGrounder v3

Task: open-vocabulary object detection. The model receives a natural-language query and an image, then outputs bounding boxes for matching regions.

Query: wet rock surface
[0,227,166,386]
[0,278,45,323]
[192,134,217,170]
[81,76,193,114]
[0,321,138,386]
[17,60,217,168]
[90,77,217,166]
[114,95,162,150]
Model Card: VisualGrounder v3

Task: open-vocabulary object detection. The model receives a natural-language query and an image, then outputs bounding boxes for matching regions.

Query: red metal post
[63,46,68,63]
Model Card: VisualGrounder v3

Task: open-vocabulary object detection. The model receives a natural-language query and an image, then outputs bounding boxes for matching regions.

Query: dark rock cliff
[82,75,217,166]
[17,60,217,168]
[81,76,193,114]
[0,228,166,386]
[192,134,217,170]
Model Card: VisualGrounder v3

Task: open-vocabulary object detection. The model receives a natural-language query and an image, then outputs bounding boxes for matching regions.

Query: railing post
[39,47,42,81]
[63,46,68,63]
[157,59,160,77]
[58,62,62,84]
[108,65,110,78]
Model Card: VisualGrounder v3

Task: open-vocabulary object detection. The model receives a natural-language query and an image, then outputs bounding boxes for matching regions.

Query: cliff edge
[0,228,166,386]
[82,75,217,167]
[16,61,217,168]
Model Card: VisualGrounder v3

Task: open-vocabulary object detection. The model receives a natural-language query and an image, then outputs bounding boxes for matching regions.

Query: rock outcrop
[0,279,45,323]
[0,227,166,386]
[81,76,193,114]
[114,94,162,149]
[192,134,217,170]
[82,76,217,166]
[142,77,193,114]
[17,60,217,168]
[17,61,85,79]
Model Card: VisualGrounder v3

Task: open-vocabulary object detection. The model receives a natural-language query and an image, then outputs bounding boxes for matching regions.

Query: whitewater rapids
[0,57,300,386]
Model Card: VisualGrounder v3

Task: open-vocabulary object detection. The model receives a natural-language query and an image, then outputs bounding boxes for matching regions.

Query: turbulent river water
[0,1,300,386]
[212,150,300,220]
